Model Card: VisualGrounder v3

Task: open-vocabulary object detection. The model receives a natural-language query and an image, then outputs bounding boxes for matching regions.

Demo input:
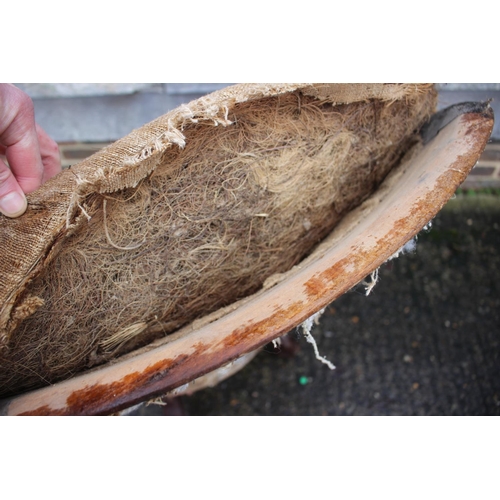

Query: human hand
[0,84,61,218]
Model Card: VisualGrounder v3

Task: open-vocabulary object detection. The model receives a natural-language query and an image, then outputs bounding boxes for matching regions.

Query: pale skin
[0,84,61,217]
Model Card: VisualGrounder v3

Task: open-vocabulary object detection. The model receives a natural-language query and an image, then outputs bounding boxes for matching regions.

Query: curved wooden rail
[0,103,494,415]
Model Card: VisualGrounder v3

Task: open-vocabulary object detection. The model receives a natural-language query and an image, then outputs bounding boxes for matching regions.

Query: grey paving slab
[30,92,206,143]
[14,83,163,98]
[436,83,500,91]
[165,83,233,94]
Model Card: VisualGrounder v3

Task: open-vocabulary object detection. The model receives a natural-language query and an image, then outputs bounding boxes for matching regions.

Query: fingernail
[0,191,28,218]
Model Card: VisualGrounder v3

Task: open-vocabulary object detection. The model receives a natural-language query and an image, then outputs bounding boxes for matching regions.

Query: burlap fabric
[0,83,437,396]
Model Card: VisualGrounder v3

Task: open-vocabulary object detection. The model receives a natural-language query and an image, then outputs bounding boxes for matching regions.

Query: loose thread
[300,308,335,370]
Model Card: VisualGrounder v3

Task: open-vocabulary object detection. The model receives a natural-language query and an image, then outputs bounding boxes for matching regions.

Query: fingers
[36,124,61,183]
[0,84,61,218]
[0,158,27,217]
[0,84,44,195]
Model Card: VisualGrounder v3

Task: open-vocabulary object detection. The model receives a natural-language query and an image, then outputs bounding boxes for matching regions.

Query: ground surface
[132,193,500,416]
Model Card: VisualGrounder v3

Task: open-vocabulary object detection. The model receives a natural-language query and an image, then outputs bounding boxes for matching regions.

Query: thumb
[0,158,27,218]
